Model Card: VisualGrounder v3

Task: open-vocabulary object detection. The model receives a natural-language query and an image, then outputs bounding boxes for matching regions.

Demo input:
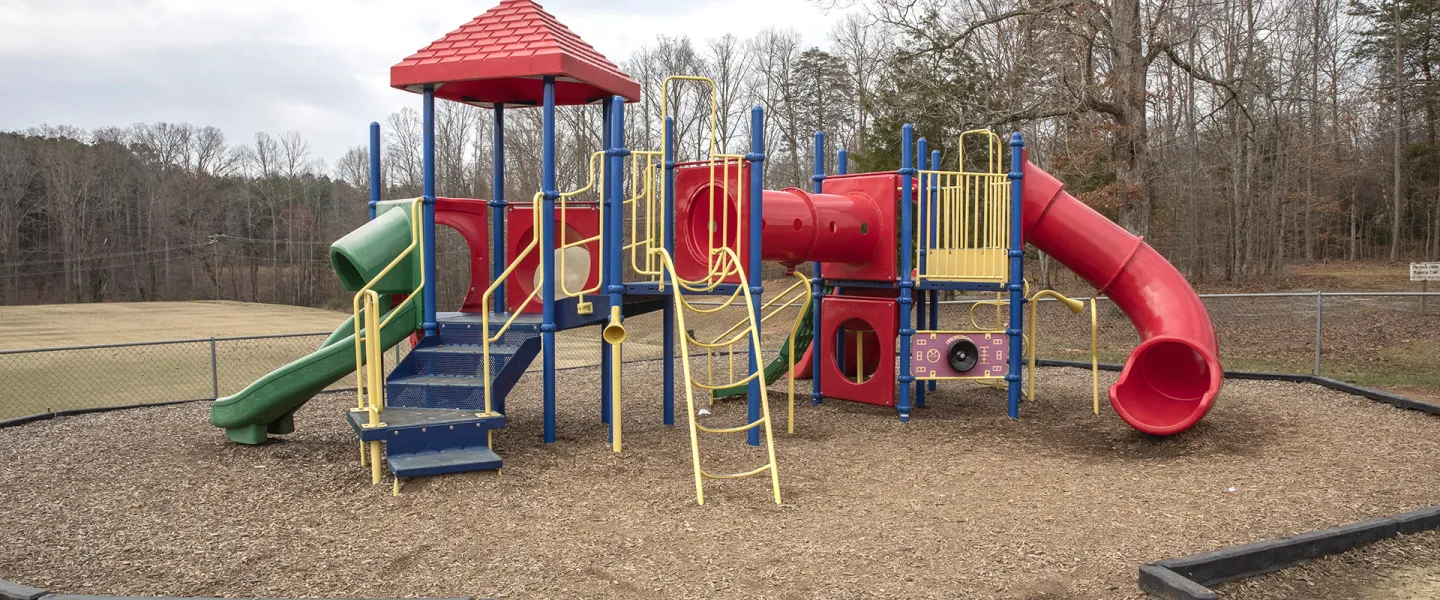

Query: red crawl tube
[1021,161,1223,435]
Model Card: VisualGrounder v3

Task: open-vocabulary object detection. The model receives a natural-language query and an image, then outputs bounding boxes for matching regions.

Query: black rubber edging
[1035,359,1440,412]
[1138,506,1440,599]
[0,399,210,430]
[0,580,479,600]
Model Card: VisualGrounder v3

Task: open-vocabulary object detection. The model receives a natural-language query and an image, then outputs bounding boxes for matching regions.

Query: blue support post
[745,107,766,447]
[540,76,558,444]
[837,148,847,175]
[810,136,829,407]
[600,100,613,427]
[896,125,916,422]
[368,122,381,220]
[491,104,507,314]
[605,97,629,439]
[1005,132,1026,419]
[915,137,928,409]
[928,149,940,392]
[421,86,438,338]
[662,116,676,426]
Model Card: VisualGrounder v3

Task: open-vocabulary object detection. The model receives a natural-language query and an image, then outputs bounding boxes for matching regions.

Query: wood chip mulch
[3,365,1439,599]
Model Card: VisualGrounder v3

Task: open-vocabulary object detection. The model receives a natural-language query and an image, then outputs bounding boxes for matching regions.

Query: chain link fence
[3,291,1437,422]
[956,291,1440,400]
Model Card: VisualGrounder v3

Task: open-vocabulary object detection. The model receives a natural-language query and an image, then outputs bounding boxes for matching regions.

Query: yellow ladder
[651,246,782,505]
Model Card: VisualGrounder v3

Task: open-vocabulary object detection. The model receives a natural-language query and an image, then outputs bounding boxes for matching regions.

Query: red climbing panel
[819,295,898,408]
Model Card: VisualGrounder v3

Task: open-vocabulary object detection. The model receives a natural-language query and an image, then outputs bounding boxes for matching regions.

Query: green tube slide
[210,201,422,445]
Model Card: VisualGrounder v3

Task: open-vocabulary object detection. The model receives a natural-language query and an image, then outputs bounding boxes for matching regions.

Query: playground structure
[209,0,1223,503]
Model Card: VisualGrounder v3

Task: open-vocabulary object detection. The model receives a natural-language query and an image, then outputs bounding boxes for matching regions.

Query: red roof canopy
[390,0,641,107]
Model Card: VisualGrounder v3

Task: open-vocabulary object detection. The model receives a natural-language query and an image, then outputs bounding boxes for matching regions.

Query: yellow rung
[700,464,773,480]
[696,419,765,434]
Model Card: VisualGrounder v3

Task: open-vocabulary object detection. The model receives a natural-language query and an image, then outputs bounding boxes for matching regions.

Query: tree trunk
[1392,0,1406,262]
[1111,0,1150,236]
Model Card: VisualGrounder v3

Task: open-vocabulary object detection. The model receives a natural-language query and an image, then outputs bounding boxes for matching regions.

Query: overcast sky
[0,0,854,167]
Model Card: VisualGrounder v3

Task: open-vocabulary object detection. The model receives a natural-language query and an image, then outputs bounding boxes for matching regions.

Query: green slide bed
[211,201,422,444]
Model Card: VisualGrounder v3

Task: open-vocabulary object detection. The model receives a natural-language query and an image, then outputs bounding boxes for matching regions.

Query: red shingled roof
[390,0,641,106]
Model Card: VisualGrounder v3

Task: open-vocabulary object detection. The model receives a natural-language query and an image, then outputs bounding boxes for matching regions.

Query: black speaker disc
[947,338,980,373]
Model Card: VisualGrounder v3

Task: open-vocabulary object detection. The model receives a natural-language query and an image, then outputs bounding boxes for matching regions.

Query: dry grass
[2,365,1439,599]
[0,301,348,350]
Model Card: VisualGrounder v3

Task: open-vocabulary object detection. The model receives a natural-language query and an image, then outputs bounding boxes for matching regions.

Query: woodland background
[2,0,1434,307]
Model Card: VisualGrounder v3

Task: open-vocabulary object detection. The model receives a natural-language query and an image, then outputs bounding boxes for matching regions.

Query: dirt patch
[2,366,1439,599]
[1219,528,1440,599]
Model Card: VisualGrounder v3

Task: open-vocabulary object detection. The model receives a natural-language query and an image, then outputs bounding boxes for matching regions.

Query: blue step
[411,343,523,377]
[346,407,505,443]
[346,408,505,478]
[436,313,540,346]
[386,374,492,411]
[388,446,502,478]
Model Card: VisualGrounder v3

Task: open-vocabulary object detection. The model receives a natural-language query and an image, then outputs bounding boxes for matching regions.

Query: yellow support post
[603,304,626,453]
[1090,297,1100,415]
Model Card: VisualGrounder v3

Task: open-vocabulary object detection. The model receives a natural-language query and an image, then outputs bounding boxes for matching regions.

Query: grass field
[0,301,349,350]
[0,301,661,421]
[4,270,1438,422]
[0,302,352,420]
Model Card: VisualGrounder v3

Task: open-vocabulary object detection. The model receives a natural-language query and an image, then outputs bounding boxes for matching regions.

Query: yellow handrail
[1026,290,1084,402]
[478,193,544,416]
[350,197,424,486]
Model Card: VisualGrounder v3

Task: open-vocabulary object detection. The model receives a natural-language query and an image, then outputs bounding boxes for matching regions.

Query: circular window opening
[514,223,589,303]
[828,221,838,234]
[685,186,740,262]
[833,317,882,384]
[792,218,803,231]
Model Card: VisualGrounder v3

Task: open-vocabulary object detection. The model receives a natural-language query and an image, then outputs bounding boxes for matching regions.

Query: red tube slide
[1022,162,1222,435]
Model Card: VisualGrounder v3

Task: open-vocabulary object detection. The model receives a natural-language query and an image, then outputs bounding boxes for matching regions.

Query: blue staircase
[349,296,666,480]
[347,311,542,478]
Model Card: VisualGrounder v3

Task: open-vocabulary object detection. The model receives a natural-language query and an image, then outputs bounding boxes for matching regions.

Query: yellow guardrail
[651,246,781,505]
[917,130,1010,284]
[557,151,607,308]
[624,75,747,289]
[351,197,424,488]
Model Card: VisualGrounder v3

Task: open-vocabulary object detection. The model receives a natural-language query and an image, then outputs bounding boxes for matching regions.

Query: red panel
[819,295,898,407]
[390,0,641,105]
[820,173,900,282]
[434,197,490,313]
[673,162,751,284]
[504,204,601,314]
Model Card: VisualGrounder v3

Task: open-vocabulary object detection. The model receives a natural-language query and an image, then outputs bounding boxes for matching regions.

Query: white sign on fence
[1412,262,1440,282]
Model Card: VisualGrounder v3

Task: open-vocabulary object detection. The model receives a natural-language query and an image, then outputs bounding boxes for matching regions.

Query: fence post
[1313,291,1323,377]
[210,336,220,399]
